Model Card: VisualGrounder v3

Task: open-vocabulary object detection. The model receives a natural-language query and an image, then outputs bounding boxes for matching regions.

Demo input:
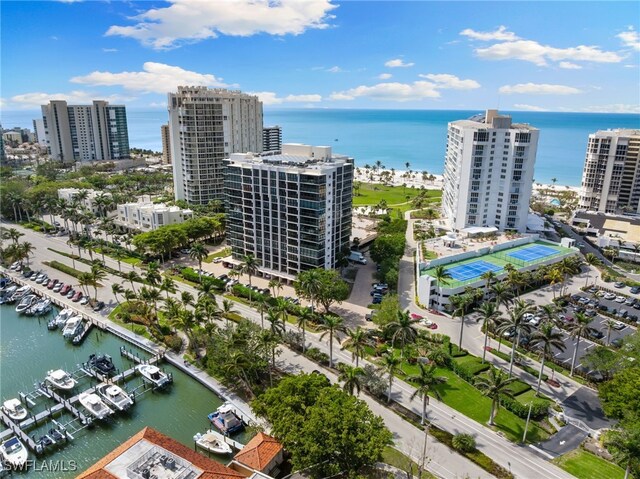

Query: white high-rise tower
[168,87,263,204]
[442,109,539,233]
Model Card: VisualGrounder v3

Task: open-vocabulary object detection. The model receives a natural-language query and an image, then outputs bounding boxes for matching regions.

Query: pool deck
[423,241,575,289]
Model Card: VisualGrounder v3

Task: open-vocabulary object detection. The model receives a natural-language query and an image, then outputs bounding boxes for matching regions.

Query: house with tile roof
[75,427,246,479]
[231,432,284,476]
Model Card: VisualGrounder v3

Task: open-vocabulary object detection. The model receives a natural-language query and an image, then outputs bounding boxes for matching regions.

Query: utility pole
[522,401,533,443]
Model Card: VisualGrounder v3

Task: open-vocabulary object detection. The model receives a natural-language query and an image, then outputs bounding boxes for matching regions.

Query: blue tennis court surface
[447,260,503,282]
[507,245,559,262]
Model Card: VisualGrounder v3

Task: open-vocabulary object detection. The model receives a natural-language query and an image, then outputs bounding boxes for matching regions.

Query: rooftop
[233,433,283,472]
[76,427,245,479]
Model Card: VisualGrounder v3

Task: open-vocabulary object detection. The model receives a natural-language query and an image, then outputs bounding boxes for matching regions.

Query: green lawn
[553,449,625,479]
[398,362,549,443]
[382,446,436,478]
[353,183,441,216]
[204,247,232,263]
[514,389,552,405]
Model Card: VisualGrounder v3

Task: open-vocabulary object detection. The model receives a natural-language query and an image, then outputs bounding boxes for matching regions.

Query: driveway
[561,387,614,431]
[346,251,377,308]
[533,424,588,459]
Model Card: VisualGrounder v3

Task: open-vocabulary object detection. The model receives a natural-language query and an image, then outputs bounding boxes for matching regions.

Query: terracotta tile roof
[76,427,245,479]
[233,432,283,472]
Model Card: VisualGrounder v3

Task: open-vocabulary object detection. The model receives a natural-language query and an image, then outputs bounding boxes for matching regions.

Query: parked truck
[348,251,367,264]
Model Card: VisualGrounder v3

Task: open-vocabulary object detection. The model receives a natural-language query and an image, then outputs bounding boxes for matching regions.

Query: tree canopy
[252,374,392,477]
[599,367,640,420]
[295,268,349,313]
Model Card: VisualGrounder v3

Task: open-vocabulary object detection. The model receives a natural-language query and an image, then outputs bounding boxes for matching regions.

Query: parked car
[585,310,597,317]
[630,286,640,294]
[604,292,617,300]
[625,297,635,305]
[66,289,76,299]
[213,258,223,264]
[80,296,90,306]
[72,291,83,302]
[611,338,624,348]
[60,284,71,295]
[589,330,605,340]
[53,282,64,293]
[597,304,608,311]
[29,272,39,281]
[571,294,582,301]
[615,296,627,303]
[616,309,628,318]
[372,295,382,305]
[93,301,105,312]
[612,321,626,331]
[35,274,48,284]
[46,279,57,289]
[614,282,626,289]
[10,262,20,270]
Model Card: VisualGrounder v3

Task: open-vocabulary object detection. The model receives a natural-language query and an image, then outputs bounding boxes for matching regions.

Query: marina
[0,279,252,477]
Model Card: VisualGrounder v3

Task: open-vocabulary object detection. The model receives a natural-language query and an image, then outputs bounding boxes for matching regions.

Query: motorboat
[208,403,244,435]
[0,437,28,468]
[2,399,28,422]
[0,285,17,304]
[193,430,233,455]
[45,369,77,391]
[34,298,52,315]
[62,316,84,339]
[54,308,74,327]
[47,317,59,330]
[96,383,133,411]
[88,354,116,377]
[78,392,113,420]
[72,326,86,346]
[15,294,37,313]
[8,285,31,303]
[136,364,170,389]
[48,427,66,443]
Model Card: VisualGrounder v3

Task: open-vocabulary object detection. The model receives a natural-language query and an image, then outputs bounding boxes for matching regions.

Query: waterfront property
[417,236,578,310]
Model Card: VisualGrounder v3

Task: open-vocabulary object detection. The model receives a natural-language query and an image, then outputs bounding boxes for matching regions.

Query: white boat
[54,308,74,327]
[2,399,28,422]
[62,316,84,339]
[136,364,170,388]
[9,285,31,303]
[0,285,17,303]
[45,369,77,390]
[208,403,245,434]
[78,392,113,420]
[15,294,37,313]
[0,437,28,468]
[193,430,233,455]
[34,298,52,315]
[96,383,134,411]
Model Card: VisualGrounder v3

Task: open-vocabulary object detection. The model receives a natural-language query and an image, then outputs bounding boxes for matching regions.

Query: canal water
[0,304,251,477]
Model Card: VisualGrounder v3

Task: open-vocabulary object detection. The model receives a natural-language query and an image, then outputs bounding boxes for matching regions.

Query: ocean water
[2,108,639,186]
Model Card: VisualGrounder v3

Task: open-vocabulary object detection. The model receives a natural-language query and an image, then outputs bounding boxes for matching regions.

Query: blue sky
[1,1,639,113]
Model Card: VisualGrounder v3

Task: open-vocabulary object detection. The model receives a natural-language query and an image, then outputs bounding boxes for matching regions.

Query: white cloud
[105,0,337,50]
[384,58,415,68]
[327,66,342,73]
[378,73,392,80]
[558,61,582,70]
[102,48,118,53]
[513,104,548,112]
[618,26,640,51]
[50,36,59,41]
[8,90,133,109]
[460,26,519,42]
[580,103,640,114]
[70,62,226,94]
[249,91,322,105]
[476,40,623,66]
[330,81,440,102]
[499,83,583,95]
[418,73,480,90]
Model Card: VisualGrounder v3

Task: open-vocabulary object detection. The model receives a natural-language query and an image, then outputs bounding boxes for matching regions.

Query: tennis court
[447,260,503,282]
[506,244,560,263]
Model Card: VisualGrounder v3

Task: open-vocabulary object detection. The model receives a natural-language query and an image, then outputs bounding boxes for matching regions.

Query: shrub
[361,364,388,399]
[508,380,532,396]
[232,283,268,303]
[44,260,82,279]
[451,360,476,382]
[180,267,225,290]
[452,433,476,453]
[500,397,548,420]
[305,347,329,366]
[164,334,183,352]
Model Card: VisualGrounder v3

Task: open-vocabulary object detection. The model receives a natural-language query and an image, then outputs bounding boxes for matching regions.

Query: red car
[72,291,83,302]
[60,284,71,295]
[47,279,59,289]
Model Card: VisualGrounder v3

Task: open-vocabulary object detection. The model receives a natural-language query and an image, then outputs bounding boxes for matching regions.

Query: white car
[615,296,627,303]
[213,258,223,263]
[420,318,434,327]
[528,316,541,327]
[604,292,617,300]
[80,297,90,306]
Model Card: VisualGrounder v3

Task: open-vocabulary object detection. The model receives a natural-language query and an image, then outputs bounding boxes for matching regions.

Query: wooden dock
[0,410,39,452]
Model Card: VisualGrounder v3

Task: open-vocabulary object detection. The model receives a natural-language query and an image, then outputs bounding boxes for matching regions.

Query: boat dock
[195,428,245,453]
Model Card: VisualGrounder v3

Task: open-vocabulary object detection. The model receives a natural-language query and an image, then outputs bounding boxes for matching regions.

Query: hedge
[501,397,549,420]
[44,260,82,279]
[508,380,532,396]
[181,267,226,291]
[453,357,491,376]
[487,348,549,382]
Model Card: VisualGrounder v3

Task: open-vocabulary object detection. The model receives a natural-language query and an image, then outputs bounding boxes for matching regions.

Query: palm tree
[273,297,289,329]
[268,278,283,297]
[221,298,237,325]
[432,265,452,309]
[386,310,419,356]
[295,269,322,313]
[89,264,107,301]
[189,242,209,282]
[111,249,127,273]
[530,323,566,395]
[238,254,260,302]
[481,270,497,298]
[498,299,534,376]
[476,302,501,363]
[604,319,617,346]
[265,310,285,337]
[255,295,269,329]
[338,364,365,396]
[111,284,124,305]
[583,253,601,287]
[144,262,161,288]
[379,352,402,403]
[569,313,597,377]
[474,368,516,426]
[159,276,177,301]
[296,307,315,353]
[341,327,370,367]
[18,241,34,266]
[450,292,475,349]
[181,290,195,308]
[408,363,447,424]
[538,304,558,327]
[544,267,563,299]
[125,270,141,294]
[317,315,346,368]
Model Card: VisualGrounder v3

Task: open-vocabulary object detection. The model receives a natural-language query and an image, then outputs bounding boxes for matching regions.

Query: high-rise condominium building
[33,119,47,147]
[263,125,282,152]
[41,100,130,162]
[224,144,353,280]
[578,129,640,214]
[442,109,539,233]
[168,87,263,204]
[160,123,171,164]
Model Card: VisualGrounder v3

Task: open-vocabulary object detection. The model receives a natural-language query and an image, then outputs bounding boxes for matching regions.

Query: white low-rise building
[58,188,112,214]
[117,198,193,232]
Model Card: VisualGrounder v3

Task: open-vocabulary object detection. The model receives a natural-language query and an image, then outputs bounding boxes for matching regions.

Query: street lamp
[522,401,533,443]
